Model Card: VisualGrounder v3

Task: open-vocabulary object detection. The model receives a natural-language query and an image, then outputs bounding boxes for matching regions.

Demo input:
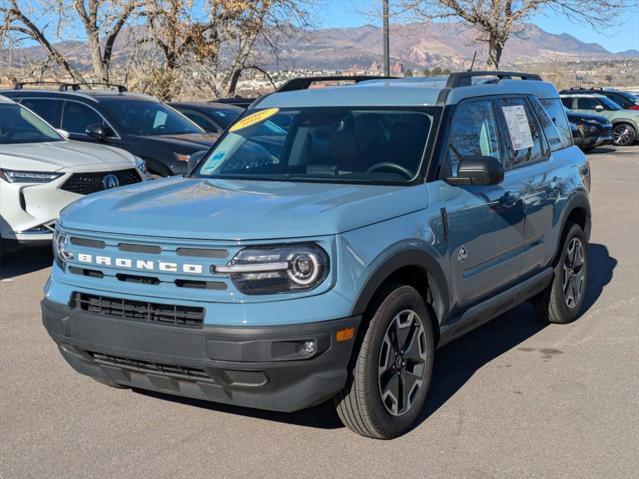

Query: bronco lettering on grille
[77,253,203,274]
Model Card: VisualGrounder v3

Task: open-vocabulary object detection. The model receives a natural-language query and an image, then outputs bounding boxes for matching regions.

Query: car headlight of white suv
[0,169,62,183]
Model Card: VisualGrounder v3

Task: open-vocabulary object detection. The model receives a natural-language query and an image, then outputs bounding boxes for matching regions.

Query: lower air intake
[72,292,205,328]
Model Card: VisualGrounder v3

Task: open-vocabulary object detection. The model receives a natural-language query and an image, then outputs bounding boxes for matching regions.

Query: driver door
[439,98,525,310]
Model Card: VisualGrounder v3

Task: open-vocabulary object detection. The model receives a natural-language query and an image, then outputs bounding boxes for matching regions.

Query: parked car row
[2,83,219,177]
[0,95,149,249]
[560,87,639,147]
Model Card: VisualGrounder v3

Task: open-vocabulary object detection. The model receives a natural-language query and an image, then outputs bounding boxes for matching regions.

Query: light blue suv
[43,72,592,439]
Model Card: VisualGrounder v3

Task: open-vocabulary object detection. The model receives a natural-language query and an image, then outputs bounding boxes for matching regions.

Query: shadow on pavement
[0,244,52,279]
[588,147,616,155]
[136,389,345,429]
[582,243,616,312]
[136,243,617,432]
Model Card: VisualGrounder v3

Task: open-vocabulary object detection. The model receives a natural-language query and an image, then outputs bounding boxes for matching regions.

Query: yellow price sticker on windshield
[229,108,279,132]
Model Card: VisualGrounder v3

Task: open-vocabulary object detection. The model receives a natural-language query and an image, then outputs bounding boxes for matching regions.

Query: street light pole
[383,0,390,76]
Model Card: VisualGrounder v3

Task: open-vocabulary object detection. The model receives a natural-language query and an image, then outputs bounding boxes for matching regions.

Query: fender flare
[553,190,591,261]
[350,248,450,326]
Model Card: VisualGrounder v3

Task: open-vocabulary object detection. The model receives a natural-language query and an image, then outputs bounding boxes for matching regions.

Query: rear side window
[533,98,569,151]
[446,99,501,177]
[540,98,573,148]
[19,98,63,127]
[496,97,547,168]
[561,97,574,109]
[61,102,104,134]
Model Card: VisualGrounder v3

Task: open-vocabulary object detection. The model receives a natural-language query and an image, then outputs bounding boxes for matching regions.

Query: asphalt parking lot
[1,145,638,478]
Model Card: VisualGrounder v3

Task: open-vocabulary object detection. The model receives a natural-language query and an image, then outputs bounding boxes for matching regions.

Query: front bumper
[42,298,360,412]
[595,133,613,146]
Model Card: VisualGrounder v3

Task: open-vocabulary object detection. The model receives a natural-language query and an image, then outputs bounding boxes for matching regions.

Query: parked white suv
[0,96,148,248]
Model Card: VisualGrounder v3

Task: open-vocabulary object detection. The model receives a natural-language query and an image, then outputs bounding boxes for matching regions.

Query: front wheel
[533,221,588,324]
[612,123,636,146]
[334,284,434,439]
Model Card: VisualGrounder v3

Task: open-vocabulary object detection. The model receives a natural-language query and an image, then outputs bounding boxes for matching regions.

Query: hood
[567,112,610,124]
[130,133,217,151]
[0,140,136,172]
[60,177,429,240]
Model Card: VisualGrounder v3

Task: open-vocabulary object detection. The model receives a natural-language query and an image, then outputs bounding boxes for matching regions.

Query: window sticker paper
[502,105,534,150]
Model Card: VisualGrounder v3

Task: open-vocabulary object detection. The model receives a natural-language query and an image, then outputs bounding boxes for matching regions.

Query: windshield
[195,107,436,184]
[100,99,203,136]
[210,107,242,129]
[0,103,64,144]
[599,96,622,111]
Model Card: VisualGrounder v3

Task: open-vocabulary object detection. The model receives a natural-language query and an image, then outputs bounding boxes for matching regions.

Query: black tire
[334,284,435,439]
[92,377,129,389]
[533,222,588,324]
[612,123,636,146]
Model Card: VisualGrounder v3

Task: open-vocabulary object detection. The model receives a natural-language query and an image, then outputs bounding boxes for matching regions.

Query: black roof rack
[446,71,542,88]
[13,81,74,91]
[69,82,128,93]
[276,75,395,93]
[13,81,127,93]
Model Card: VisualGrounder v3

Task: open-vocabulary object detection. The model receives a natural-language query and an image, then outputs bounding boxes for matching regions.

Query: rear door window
[61,101,105,134]
[495,97,548,169]
[19,98,63,127]
[561,97,574,109]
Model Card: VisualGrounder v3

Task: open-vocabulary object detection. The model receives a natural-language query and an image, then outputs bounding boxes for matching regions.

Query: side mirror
[85,123,107,141]
[187,150,207,175]
[446,156,504,186]
[56,129,70,139]
[594,104,604,112]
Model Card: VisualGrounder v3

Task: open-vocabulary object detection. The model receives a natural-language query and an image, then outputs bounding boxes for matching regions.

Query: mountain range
[2,21,637,74]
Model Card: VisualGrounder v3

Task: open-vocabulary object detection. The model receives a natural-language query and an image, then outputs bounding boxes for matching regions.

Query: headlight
[0,169,62,183]
[215,244,329,294]
[52,228,73,269]
[134,156,150,179]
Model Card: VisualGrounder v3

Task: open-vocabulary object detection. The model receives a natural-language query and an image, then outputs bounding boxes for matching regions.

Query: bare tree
[1,0,84,81]
[403,0,630,69]
[1,0,140,83]
[137,0,312,100]
[73,0,140,82]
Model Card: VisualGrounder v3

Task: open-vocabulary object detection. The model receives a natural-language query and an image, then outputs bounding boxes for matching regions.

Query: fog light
[303,340,316,355]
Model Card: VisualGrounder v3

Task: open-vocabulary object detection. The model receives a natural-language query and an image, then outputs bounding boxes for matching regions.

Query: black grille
[88,351,213,383]
[72,292,204,328]
[61,168,141,195]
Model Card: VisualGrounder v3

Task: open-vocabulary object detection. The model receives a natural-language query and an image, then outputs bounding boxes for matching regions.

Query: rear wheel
[612,123,636,146]
[534,221,588,324]
[334,284,434,439]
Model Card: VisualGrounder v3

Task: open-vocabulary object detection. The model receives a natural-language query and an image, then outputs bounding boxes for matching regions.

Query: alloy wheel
[378,309,428,416]
[612,125,633,146]
[563,237,586,309]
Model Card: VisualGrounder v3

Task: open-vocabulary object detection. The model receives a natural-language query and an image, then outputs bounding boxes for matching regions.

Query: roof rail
[446,71,542,88]
[13,81,127,93]
[277,75,396,92]
[13,81,75,91]
[66,82,127,92]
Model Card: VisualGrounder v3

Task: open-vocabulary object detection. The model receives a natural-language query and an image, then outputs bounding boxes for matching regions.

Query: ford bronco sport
[42,72,591,439]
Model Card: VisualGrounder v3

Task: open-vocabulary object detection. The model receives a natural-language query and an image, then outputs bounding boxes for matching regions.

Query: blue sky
[314,0,639,53]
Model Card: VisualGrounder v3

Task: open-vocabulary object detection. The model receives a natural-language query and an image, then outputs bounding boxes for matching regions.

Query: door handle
[499,192,522,209]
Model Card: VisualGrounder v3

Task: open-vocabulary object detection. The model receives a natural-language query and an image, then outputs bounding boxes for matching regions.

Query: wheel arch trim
[349,246,450,327]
